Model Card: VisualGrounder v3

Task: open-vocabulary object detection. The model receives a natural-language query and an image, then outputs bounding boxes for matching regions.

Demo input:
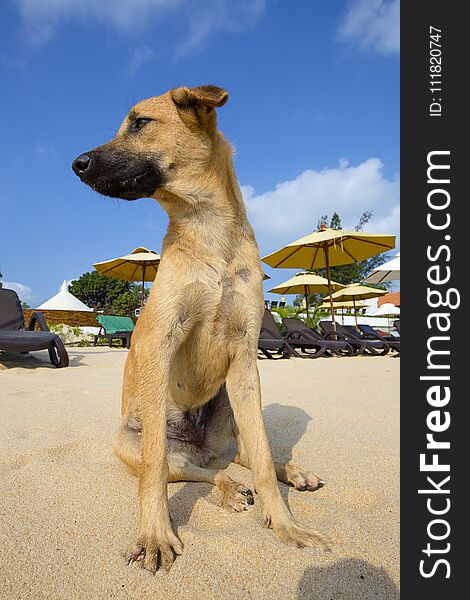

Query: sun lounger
[358,324,400,352]
[94,315,134,349]
[320,321,389,356]
[282,318,353,357]
[258,309,295,359]
[0,288,69,367]
[318,321,365,356]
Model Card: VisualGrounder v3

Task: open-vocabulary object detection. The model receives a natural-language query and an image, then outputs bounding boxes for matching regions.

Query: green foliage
[272,305,329,331]
[272,305,302,319]
[48,323,94,346]
[69,271,149,316]
[294,211,391,311]
[49,324,64,334]
[111,287,144,316]
[49,323,81,337]
[69,272,129,311]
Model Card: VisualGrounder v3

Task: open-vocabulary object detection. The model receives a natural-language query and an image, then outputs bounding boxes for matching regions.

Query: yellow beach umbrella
[268,272,343,321]
[262,225,395,327]
[318,299,368,325]
[93,247,161,308]
[318,300,368,310]
[330,284,388,327]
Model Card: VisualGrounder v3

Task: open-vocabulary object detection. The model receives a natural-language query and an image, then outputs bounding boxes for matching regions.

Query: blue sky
[0,0,399,306]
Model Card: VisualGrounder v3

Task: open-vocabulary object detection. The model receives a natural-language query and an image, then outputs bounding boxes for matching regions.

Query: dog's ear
[171,85,228,108]
[171,85,228,132]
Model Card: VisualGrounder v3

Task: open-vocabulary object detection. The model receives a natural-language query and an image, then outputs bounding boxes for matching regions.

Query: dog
[72,85,326,573]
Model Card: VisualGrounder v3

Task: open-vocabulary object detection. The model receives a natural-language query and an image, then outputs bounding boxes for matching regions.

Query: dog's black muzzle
[72,149,165,200]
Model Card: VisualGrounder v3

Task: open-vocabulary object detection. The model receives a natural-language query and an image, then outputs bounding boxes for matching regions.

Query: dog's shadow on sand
[297,558,399,599]
[170,402,313,529]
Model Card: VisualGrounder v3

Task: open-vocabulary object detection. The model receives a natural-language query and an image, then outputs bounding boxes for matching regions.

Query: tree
[69,271,148,315]
[293,211,390,310]
[111,286,147,316]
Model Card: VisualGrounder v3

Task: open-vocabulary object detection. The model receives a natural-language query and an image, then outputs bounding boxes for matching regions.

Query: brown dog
[72,85,326,573]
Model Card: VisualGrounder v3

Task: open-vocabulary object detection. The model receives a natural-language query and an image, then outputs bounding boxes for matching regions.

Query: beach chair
[343,324,396,354]
[94,315,134,349]
[358,324,400,353]
[320,321,389,356]
[258,309,295,359]
[282,318,353,357]
[393,320,400,334]
[270,300,278,309]
[0,288,69,368]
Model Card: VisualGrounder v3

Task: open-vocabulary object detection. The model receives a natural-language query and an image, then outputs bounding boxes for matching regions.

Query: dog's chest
[170,323,229,409]
[166,400,216,446]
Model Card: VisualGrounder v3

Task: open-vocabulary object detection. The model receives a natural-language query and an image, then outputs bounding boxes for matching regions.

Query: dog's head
[72,85,228,201]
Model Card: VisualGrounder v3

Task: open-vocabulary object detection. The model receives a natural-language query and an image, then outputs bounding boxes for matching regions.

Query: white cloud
[175,0,265,57]
[243,158,400,257]
[127,45,156,74]
[2,281,37,306]
[14,0,266,56]
[337,0,399,55]
[35,143,55,156]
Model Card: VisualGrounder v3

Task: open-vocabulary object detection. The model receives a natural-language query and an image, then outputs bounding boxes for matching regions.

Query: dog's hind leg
[113,421,141,476]
[113,423,253,512]
[233,427,324,492]
[168,452,254,512]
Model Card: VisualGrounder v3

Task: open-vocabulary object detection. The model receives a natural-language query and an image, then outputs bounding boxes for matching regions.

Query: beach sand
[0,348,399,599]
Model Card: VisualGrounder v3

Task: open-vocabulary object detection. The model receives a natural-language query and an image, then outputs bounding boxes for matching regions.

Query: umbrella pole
[324,245,337,336]
[305,286,309,325]
[141,265,146,309]
[353,297,358,329]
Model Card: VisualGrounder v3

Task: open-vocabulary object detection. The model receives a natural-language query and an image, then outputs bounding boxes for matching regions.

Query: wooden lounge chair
[258,309,295,359]
[320,321,389,356]
[358,324,400,353]
[282,318,353,357]
[94,315,134,349]
[0,288,69,368]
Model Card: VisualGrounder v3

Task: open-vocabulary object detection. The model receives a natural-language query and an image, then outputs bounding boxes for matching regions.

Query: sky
[0,0,399,306]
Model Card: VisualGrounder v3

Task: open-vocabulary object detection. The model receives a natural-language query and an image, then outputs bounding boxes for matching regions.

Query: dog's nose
[72,153,92,174]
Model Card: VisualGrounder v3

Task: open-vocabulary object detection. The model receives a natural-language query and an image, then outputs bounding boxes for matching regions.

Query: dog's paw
[215,479,254,512]
[285,464,325,492]
[126,528,183,574]
[264,514,329,551]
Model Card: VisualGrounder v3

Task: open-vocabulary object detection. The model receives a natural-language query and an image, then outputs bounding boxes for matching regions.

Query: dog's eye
[132,118,152,131]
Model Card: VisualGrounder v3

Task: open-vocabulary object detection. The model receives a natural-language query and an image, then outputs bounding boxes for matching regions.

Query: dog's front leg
[226,349,327,550]
[126,348,183,573]
[126,303,195,573]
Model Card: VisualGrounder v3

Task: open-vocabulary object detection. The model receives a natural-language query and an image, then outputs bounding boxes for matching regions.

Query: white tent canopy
[363,252,400,284]
[373,303,400,316]
[38,281,93,312]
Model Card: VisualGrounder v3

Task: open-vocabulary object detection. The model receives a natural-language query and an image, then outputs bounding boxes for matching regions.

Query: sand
[0,348,399,599]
